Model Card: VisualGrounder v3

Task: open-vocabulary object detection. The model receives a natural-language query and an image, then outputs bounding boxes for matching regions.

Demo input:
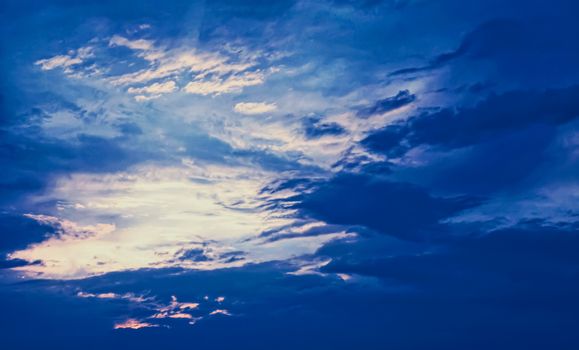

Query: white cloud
[182,71,265,95]
[209,309,232,316]
[134,94,160,102]
[109,48,258,90]
[35,55,82,71]
[233,102,277,115]
[76,291,150,303]
[9,163,342,279]
[35,47,94,71]
[109,35,154,51]
[35,33,271,99]
[9,165,275,278]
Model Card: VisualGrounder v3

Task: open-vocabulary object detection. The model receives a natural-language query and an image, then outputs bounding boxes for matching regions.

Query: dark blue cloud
[356,90,416,118]
[4,223,579,350]
[364,86,579,155]
[361,86,579,194]
[176,248,210,262]
[319,221,579,318]
[283,174,482,241]
[302,116,346,139]
[0,128,148,210]
[0,214,54,254]
[390,12,579,88]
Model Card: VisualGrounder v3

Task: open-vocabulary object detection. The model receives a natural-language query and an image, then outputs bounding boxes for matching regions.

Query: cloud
[22,214,115,240]
[76,291,150,303]
[274,173,482,241]
[234,102,277,115]
[127,80,177,100]
[114,319,157,330]
[359,86,579,195]
[35,55,82,71]
[356,90,416,118]
[321,221,579,297]
[4,1,579,348]
[0,214,56,254]
[388,19,528,77]
[150,295,200,322]
[364,86,579,154]
[127,80,177,95]
[209,309,232,316]
[34,47,93,71]
[0,257,41,269]
[6,162,337,279]
[102,38,268,98]
[183,71,265,96]
[388,16,579,87]
[109,35,154,51]
[35,32,270,99]
[302,116,346,139]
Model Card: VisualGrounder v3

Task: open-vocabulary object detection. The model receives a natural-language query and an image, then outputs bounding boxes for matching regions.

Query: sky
[1,0,579,348]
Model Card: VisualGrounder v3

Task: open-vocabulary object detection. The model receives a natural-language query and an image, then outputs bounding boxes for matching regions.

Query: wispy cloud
[109,35,154,51]
[35,47,93,71]
[209,309,232,316]
[35,33,272,100]
[234,102,277,115]
[114,319,157,330]
[183,71,265,95]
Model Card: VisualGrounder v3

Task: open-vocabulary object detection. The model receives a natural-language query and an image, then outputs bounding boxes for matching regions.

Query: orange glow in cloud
[114,319,156,330]
[209,309,232,316]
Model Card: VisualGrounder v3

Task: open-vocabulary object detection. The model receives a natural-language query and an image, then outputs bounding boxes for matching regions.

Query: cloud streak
[234,102,277,115]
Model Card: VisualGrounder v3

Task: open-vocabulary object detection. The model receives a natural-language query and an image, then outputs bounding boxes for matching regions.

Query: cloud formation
[2,1,579,349]
[234,102,277,114]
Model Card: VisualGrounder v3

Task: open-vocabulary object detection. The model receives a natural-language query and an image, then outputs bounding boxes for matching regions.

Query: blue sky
[1,0,579,348]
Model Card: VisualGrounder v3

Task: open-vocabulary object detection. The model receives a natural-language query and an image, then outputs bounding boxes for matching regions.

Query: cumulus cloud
[234,101,277,115]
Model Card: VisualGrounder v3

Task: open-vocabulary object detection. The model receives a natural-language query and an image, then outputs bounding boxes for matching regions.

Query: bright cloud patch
[234,102,277,115]
[34,33,271,100]
[109,35,154,51]
[127,80,176,95]
[114,319,157,330]
[35,47,93,71]
[9,163,344,279]
[183,71,265,95]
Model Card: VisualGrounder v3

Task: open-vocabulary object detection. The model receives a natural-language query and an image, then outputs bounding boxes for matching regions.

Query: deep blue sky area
[1,0,579,349]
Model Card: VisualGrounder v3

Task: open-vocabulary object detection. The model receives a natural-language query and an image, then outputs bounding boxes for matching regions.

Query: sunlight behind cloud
[9,162,343,279]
